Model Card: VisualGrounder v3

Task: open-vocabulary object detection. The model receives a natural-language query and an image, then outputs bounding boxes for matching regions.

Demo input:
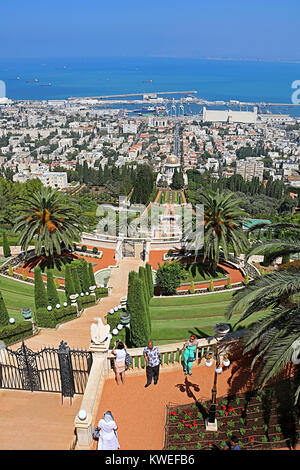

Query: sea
[1,56,300,117]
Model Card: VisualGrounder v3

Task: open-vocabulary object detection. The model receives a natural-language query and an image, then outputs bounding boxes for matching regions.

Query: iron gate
[122,240,135,257]
[0,340,93,399]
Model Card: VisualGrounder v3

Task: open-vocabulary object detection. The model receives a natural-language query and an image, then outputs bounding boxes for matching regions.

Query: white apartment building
[123,123,137,134]
[236,157,264,182]
[39,172,68,189]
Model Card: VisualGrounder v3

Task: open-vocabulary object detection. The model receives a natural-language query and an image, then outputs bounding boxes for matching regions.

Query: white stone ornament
[47,306,52,311]
[112,328,118,335]
[205,360,212,367]
[63,302,68,307]
[107,333,112,341]
[9,318,15,324]
[215,366,223,374]
[223,359,230,367]
[78,409,87,421]
[56,304,60,309]
[114,306,119,312]
[109,309,114,315]
[90,317,110,344]
[117,324,123,330]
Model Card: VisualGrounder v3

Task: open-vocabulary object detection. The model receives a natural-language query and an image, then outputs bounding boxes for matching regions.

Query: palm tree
[185,189,249,266]
[14,187,81,265]
[245,221,300,265]
[226,269,300,403]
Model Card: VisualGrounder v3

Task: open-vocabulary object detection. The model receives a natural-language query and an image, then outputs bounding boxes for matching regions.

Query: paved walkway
[0,255,145,450]
[95,360,255,450]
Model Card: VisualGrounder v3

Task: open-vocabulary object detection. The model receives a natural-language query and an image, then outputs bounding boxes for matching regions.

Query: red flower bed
[164,382,300,450]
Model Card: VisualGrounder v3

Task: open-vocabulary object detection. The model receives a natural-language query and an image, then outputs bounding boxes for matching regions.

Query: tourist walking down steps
[143,341,160,388]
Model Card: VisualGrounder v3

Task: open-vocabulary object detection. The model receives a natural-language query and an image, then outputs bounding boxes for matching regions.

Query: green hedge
[105,310,127,348]
[96,287,108,298]
[0,321,33,345]
[35,305,78,328]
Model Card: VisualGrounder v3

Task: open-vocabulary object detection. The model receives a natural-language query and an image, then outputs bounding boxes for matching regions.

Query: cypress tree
[71,265,82,294]
[138,267,151,335]
[127,276,150,347]
[139,266,150,302]
[146,263,154,298]
[0,290,9,326]
[65,264,75,300]
[82,261,90,292]
[88,263,96,287]
[47,270,59,308]
[2,233,11,258]
[34,266,48,309]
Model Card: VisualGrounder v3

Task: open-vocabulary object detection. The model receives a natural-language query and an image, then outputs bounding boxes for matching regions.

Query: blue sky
[0,0,299,59]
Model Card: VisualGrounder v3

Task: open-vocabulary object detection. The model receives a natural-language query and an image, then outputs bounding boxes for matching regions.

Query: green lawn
[0,275,67,322]
[149,291,269,345]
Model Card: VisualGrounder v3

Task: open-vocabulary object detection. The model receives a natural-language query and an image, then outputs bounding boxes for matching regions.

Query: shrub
[156,261,182,295]
[54,277,60,289]
[209,279,214,292]
[47,270,59,308]
[65,264,75,302]
[0,290,9,326]
[243,272,249,285]
[146,263,154,298]
[71,264,82,294]
[8,264,14,277]
[22,269,28,281]
[88,262,96,287]
[189,280,195,294]
[105,310,127,348]
[92,246,98,254]
[127,272,149,347]
[0,321,33,344]
[81,245,87,252]
[2,232,11,258]
[226,276,232,289]
[34,307,57,328]
[34,266,48,310]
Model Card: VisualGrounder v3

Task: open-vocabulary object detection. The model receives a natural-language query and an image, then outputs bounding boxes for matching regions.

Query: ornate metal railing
[0,340,92,399]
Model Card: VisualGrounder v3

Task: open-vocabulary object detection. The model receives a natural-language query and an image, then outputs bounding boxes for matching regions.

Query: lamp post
[205,323,231,431]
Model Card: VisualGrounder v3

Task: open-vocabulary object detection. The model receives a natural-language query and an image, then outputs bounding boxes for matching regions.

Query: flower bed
[164,385,300,450]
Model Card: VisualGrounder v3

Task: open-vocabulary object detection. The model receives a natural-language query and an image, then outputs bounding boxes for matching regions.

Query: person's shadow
[175,377,209,419]
[175,376,200,400]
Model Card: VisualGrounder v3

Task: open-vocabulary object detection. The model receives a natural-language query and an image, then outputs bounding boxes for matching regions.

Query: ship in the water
[142,80,153,83]
[142,106,155,112]
[40,82,52,86]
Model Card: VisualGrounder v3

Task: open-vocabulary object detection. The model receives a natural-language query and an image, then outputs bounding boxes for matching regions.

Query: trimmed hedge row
[105,310,127,349]
[35,305,78,328]
[0,321,33,345]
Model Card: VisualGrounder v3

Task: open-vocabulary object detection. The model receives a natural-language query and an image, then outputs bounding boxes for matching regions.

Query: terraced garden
[149,292,269,345]
[157,190,184,205]
[0,275,66,323]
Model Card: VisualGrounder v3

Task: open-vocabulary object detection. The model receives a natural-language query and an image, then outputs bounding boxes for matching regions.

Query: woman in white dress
[97,411,120,450]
